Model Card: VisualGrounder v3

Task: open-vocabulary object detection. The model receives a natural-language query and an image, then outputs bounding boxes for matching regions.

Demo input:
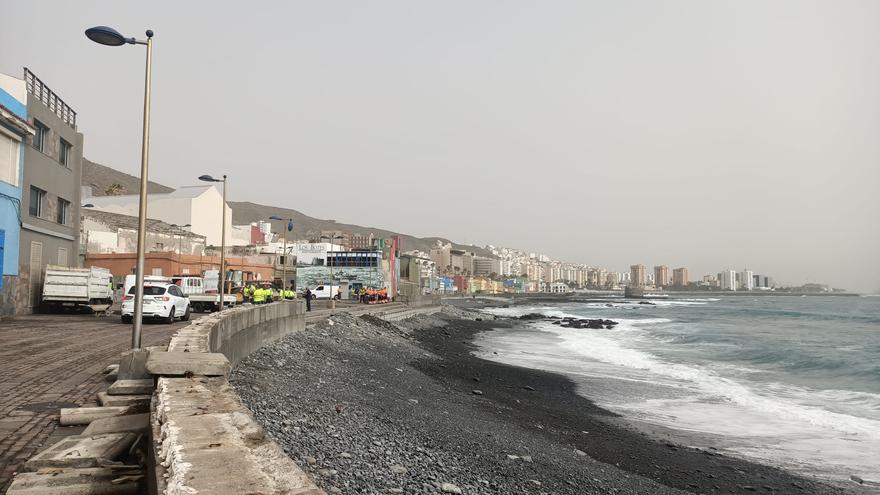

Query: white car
[121,283,191,324]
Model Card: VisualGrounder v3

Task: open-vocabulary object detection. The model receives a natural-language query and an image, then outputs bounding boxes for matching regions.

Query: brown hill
[82,158,175,197]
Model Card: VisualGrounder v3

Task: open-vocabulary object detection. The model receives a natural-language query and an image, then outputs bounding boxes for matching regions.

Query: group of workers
[244,284,296,304]
[355,286,390,304]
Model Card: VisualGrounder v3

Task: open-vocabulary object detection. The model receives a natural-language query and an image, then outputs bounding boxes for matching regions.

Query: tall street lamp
[320,233,344,297]
[269,216,293,292]
[198,175,227,311]
[86,25,154,350]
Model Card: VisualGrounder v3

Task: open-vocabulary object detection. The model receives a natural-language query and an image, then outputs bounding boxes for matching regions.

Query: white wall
[85,186,232,246]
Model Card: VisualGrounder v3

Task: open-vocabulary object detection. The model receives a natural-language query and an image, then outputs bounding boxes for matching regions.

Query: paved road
[0,314,187,492]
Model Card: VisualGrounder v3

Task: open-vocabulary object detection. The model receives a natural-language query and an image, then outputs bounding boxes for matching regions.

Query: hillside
[81,159,488,255]
[82,158,175,197]
[229,201,490,255]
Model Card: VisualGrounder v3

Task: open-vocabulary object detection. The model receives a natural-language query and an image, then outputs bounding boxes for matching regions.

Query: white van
[305,285,340,300]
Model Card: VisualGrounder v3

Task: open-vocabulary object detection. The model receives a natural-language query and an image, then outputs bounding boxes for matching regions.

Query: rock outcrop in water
[517,314,618,329]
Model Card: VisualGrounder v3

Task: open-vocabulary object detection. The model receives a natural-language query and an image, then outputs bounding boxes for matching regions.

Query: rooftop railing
[24,67,77,129]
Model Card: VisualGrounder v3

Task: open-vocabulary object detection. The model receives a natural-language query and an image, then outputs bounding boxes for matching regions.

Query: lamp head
[198,174,217,182]
[85,26,130,46]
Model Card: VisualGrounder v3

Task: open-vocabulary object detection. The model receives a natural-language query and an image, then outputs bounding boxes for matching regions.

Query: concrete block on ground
[155,377,324,495]
[107,379,153,396]
[117,349,150,380]
[59,407,132,426]
[96,392,151,408]
[101,364,119,375]
[145,351,230,377]
[83,413,150,436]
[7,467,139,495]
[24,433,137,470]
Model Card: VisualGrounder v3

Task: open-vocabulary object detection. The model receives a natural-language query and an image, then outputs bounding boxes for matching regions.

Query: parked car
[121,283,191,324]
[303,285,340,300]
[123,274,172,297]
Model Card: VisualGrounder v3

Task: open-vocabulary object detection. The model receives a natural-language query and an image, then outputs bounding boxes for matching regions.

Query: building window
[59,138,72,167]
[32,120,48,153]
[57,198,70,224]
[57,247,68,266]
[29,186,46,217]
[0,134,20,186]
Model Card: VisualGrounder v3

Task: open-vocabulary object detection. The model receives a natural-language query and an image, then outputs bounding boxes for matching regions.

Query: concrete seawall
[151,301,324,495]
[150,300,440,494]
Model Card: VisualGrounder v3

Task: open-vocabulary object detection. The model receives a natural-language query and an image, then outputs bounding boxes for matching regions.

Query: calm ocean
[476,296,880,487]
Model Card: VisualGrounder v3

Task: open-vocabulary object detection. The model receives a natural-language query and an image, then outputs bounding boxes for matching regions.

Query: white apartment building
[720,270,737,291]
[84,185,233,247]
[740,270,754,290]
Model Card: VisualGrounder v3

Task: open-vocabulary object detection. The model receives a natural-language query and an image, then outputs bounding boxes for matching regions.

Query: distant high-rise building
[672,267,688,287]
[630,264,647,287]
[740,270,754,290]
[654,265,670,288]
[720,270,737,291]
[429,244,451,273]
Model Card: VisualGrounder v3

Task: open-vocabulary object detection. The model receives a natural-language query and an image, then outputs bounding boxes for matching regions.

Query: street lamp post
[199,175,227,311]
[320,234,344,298]
[86,26,154,350]
[269,216,293,293]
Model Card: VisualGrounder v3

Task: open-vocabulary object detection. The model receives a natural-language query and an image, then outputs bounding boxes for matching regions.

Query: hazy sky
[2,1,878,291]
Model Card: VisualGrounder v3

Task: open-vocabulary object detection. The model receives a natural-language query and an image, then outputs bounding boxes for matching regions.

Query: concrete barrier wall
[151,300,439,495]
[152,301,323,495]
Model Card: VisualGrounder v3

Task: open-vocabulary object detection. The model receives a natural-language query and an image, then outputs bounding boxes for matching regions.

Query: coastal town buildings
[81,209,206,257]
[473,256,502,277]
[14,69,85,313]
[720,270,737,291]
[449,249,475,276]
[350,232,374,250]
[429,244,451,273]
[84,185,233,247]
[311,230,351,249]
[630,264,647,287]
[0,72,35,316]
[654,265,669,288]
[740,270,754,290]
[672,267,689,287]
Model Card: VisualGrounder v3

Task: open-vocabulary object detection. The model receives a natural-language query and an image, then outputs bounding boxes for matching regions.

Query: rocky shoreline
[230,306,845,494]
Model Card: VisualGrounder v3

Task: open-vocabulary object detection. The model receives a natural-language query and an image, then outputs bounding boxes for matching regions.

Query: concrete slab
[7,467,139,495]
[107,379,153,396]
[82,414,150,436]
[96,392,151,408]
[155,377,323,495]
[59,407,131,426]
[116,349,150,380]
[25,433,136,470]
[145,351,230,377]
